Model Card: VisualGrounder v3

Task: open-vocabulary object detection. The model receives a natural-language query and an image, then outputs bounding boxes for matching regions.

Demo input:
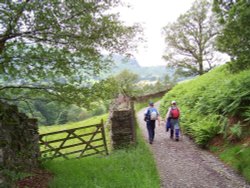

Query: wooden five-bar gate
[39,120,108,160]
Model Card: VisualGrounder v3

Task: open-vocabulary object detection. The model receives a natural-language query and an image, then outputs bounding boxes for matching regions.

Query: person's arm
[157,113,161,126]
[178,107,181,119]
[165,107,171,120]
[144,109,148,121]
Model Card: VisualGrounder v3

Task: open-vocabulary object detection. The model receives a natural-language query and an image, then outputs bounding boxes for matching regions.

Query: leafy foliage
[0,1,140,106]
[160,64,250,147]
[229,123,242,140]
[213,0,250,72]
[113,69,139,96]
[163,0,221,76]
[15,94,112,126]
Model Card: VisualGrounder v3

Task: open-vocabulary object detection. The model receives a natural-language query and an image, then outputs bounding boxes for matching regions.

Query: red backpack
[171,108,180,119]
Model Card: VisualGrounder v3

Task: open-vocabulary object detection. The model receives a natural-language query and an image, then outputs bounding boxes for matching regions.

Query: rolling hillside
[102,55,174,81]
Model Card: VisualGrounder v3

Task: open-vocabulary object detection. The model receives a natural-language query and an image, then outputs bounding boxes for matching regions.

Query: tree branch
[0,85,52,91]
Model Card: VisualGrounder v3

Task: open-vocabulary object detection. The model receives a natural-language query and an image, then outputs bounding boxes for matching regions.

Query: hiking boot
[175,138,179,141]
[149,141,153,144]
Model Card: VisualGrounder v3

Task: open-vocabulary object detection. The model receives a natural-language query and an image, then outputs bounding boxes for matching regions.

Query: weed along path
[136,102,250,188]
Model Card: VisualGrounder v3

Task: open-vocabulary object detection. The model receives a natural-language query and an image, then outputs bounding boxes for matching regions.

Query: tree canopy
[0,0,140,107]
[213,0,250,72]
[162,0,220,76]
[113,69,139,97]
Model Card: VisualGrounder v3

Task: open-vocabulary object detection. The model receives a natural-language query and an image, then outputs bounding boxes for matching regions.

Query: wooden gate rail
[39,120,108,160]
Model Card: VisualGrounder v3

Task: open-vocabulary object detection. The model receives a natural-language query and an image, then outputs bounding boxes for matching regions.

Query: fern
[243,107,250,121]
[160,65,250,145]
[229,123,242,139]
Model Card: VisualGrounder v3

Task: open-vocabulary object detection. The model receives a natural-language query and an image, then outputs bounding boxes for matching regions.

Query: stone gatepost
[110,97,136,149]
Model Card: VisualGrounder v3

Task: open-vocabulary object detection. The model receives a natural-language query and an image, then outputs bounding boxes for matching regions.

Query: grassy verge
[210,143,250,182]
[40,111,160,187]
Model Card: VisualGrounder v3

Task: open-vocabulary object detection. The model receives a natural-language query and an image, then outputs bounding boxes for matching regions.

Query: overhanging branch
[0,85,52,91]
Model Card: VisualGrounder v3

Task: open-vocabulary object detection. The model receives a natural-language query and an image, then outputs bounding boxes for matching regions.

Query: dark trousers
[170,128,179,139]
[146,120,156,142]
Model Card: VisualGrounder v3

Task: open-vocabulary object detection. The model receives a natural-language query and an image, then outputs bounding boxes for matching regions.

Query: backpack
[149,109,158,120]
[171,108,180,119]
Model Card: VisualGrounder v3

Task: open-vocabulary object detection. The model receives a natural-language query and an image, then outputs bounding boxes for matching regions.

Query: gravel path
[136,103,250,188]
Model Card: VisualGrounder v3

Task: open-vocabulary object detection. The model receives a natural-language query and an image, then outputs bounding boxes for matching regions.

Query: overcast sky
[118,0,195,67]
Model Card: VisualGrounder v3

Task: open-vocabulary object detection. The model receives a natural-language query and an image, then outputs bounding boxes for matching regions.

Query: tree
[33,100,62,125]
[162,0,220,76]
[213,0,250,72]
[163,73,177,86]
[114,69,139,97]
[0,1,140,107]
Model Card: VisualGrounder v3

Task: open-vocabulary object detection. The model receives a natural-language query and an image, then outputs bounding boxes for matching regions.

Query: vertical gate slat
[52,130,73,159]
[78,125,101,158]
[101,119,109,155]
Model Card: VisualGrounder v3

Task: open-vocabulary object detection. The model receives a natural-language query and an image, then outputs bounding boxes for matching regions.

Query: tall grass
[40,113,160,187]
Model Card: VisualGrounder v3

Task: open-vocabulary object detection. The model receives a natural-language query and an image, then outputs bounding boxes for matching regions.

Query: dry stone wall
[131,88,171,103]
[0,101,40,185]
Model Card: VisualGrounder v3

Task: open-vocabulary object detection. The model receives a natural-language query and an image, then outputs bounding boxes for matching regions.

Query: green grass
[39,114,110,159]
[42,127,160,188]
[39,114,108,134]
[40,112,160,187]
[219,144,250,182]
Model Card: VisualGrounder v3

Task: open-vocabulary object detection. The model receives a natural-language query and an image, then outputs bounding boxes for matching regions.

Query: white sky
[118,0,195,67]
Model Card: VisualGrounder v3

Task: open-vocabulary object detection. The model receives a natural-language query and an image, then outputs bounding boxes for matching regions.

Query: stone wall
[110,96,136,149]
[131,88,171,103]
[0,101,40,184]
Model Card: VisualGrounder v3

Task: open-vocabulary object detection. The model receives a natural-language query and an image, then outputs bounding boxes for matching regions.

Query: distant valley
[103,55,174,82]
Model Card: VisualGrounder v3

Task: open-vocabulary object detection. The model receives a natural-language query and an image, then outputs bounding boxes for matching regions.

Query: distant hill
[103,55,174,82]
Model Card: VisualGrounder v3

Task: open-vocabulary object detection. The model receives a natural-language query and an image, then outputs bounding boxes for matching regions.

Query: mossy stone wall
[0,101,40,185]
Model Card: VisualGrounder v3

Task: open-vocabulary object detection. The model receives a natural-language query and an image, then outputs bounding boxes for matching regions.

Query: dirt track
[136,102,250,188]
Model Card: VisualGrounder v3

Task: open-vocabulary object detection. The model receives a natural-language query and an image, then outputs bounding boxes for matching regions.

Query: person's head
[171,101,177,106]
[149,101,154,107]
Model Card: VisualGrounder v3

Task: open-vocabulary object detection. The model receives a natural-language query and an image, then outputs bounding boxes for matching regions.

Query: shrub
[189,114,220,147]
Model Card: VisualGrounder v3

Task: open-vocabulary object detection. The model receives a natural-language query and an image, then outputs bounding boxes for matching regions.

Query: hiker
[166,101,180,141]
[144,102,160,144]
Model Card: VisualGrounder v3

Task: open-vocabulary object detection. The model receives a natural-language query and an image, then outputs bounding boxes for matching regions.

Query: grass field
[39,114,109,159]
[39,111,161,188]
